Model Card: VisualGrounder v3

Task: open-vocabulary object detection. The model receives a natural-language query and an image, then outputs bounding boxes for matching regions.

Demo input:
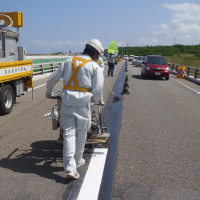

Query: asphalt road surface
[0,61,124,200]
[112,62,200,200]
[0,60,200,200]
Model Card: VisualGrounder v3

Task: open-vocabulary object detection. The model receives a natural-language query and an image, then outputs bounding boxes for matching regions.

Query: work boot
[67,171,80,180]
[77,159,85,168]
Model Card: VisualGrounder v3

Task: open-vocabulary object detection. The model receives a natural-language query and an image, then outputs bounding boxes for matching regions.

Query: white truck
[0,12,33,115]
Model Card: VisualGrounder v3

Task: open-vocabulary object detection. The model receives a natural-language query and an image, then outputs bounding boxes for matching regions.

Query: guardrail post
[172,64,175,71]
[52,63,54,72]
[41,64,44,74]
[187,67,190,76]
[195,68,199,78]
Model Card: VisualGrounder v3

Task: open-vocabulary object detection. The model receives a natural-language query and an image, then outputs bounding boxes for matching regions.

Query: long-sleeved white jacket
[96,57,104,71]
[46,54,104,107]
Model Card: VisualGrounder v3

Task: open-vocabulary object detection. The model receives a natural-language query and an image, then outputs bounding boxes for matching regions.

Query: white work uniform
[95,57,104,102]
[96,57,104,71]
[46,55,104,174]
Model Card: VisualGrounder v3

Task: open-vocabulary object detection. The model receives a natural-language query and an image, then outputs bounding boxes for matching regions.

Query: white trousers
[60,104,91,173]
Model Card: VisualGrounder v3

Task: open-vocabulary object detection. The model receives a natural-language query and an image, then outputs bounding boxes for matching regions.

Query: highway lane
[112,63,200,200]
[1,60,200,200]
[0,61,124,200]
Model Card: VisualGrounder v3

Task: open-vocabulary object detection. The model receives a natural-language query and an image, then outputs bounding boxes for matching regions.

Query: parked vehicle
[135,56,145,67]
[141,55,170,80]
[132,56,138,65]
[123,55,129,61]
[0,12,33,115]
[128,55,135,62]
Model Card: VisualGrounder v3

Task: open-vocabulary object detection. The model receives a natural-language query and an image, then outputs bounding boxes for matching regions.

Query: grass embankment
[165,54,200,68]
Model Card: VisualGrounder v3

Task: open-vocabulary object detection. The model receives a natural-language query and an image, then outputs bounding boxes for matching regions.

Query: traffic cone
[121,76,130,94]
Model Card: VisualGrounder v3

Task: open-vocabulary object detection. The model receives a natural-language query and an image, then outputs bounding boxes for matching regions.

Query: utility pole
[127,43,128,55]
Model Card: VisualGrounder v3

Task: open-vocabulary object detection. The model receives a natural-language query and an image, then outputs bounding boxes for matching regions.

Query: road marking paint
[27,83,47,92]
[77,148,108,200]
[33,83,47,90]
[171,78,200,95]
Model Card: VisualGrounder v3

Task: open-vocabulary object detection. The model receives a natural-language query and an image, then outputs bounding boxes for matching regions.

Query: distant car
[135,56,145,67]
[128,55,135,62]
[141,55,170,80]
[123,55,129,61]
[132,56,138,65]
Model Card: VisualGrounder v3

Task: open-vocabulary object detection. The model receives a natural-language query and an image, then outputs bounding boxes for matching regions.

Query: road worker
[107,51,118,77]
[95,54,105,105]
[97,54,104,70]
[46,39,104,179]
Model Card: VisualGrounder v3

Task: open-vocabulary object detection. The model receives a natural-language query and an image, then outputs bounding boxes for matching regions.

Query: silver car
[135,56,145,67]
[132,56,138,65]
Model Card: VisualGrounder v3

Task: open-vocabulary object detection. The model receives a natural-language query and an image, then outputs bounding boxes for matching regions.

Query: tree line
[115,44,200,57]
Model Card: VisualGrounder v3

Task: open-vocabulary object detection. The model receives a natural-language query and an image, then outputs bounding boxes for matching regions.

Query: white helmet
[86,39,104,54]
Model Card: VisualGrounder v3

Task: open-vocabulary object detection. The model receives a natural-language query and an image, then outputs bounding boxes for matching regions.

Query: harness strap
[63,56,92,92]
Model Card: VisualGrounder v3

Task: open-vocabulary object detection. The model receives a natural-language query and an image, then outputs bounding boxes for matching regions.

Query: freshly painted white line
[77,148,108,200]
[27,83,47,92]
[171,78,200,95]
[33,83,47,90]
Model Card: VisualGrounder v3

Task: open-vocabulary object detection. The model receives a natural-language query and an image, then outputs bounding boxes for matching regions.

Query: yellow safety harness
[63,56,92,92]
[98,59,100,65]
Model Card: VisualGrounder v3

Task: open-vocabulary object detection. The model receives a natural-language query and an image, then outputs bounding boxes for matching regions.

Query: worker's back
[47,55,104,108]
[108,54,117,64]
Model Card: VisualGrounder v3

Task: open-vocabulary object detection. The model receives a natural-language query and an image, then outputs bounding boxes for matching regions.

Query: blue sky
[2,0,200,54]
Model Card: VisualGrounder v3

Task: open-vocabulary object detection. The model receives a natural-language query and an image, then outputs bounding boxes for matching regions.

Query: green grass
[165,54,200,68]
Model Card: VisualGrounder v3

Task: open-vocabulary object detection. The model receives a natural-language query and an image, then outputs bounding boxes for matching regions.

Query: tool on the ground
[104,79,121,102]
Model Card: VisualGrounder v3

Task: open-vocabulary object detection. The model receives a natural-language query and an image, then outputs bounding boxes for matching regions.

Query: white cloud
[153,3,200,44]
[138,38,160,46]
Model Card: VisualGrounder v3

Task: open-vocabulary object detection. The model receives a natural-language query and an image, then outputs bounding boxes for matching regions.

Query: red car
[141,55,170,80]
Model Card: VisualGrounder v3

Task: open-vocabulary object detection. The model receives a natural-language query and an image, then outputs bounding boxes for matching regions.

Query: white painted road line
[77,148,108,200]
[27,83,47,92]
[171,78,200,95]
[33,83,47,90]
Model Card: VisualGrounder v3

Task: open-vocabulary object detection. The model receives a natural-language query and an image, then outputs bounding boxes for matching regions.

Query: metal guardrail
[169,63,200,78]
[32,56,108,75]
[169,63,200,85]
[33,61,62,75]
